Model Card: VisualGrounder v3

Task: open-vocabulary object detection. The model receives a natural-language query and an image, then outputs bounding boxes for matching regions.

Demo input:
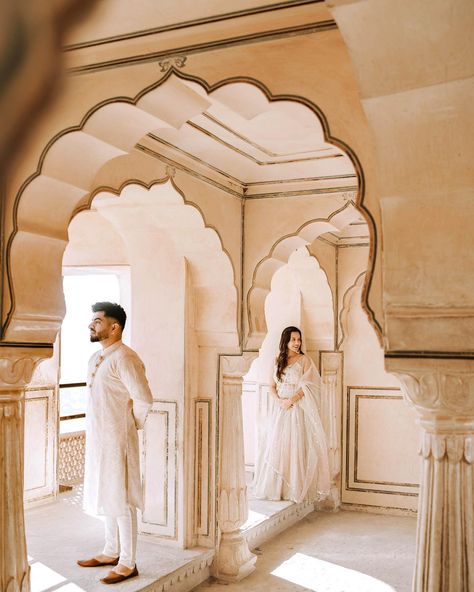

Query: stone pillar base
[213,530,257,583]
[317,485,340,511]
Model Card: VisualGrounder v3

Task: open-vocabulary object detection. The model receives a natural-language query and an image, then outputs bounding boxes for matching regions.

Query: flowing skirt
[254,387,330,503]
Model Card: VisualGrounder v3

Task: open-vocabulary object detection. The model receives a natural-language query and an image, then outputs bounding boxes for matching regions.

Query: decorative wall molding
[63,1,329,52]
[194,399,211,536]
[141,400,178,539]
[343,386,420,505]
[66,21,338,76]
[24,393,51,499]
[159,56,187,72]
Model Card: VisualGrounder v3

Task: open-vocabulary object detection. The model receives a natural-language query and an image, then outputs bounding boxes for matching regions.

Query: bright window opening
[60,271,124,433]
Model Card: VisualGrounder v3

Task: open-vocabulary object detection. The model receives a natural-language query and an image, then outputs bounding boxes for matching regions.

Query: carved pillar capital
[0,345,52,592]
[386,357,474,418]
[386,357,474,592]
[221,352,258,382]
[0,346,52,390]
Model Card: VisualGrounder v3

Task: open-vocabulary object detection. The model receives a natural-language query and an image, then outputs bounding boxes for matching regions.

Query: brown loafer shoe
[77,557,120,568]
[100,565,139,585]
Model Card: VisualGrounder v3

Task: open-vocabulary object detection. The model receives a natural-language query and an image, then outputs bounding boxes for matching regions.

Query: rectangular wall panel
[342,387,420,511]
[24,387,57,504]
[140,400,177,538]
[194,399,211,536]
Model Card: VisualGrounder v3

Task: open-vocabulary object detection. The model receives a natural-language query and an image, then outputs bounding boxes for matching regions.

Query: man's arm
[119,354,153,429]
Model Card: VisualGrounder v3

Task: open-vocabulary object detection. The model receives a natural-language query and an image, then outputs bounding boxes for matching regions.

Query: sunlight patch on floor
[30,562,66,592]
[29,558,87,592]
[271,552,396,592]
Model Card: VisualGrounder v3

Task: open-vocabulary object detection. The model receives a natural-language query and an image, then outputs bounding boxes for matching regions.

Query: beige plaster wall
[337,245,419,511]
[329,0,474,353]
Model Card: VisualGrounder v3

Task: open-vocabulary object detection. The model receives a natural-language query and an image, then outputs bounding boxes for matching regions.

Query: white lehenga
[253,356,330,503]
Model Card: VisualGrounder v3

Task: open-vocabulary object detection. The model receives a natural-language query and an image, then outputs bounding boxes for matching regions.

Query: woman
[254,326,330,503]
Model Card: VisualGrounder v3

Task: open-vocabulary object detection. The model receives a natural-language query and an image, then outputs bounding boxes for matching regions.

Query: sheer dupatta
[296,361,331,502]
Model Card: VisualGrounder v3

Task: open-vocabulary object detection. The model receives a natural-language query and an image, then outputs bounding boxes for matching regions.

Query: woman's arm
[289,388,304,406]
[288,355,312,406]
[269,380,279,400]
[270,378,294,410]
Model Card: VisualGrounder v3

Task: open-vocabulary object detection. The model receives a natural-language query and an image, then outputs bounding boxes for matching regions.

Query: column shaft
[0,392,29,592]
[214,371,256,582]
[390,359,474,592]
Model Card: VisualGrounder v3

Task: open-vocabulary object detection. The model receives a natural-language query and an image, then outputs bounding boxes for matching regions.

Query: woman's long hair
[276,326,303,381]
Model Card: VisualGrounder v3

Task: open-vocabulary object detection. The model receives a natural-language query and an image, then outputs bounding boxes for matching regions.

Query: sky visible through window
[60,273,120,420]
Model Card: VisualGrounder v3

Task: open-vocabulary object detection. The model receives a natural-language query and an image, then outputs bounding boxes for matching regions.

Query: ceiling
[135,76,358,197]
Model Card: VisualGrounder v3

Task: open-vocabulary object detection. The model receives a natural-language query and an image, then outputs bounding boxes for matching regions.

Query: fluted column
[320,352,343,509]
[0,347,51,592]
[213,355,257,582]
[388,358,474,592]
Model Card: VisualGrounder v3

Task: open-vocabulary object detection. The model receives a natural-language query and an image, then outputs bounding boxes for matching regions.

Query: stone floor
[193,510,417,592]
[26,487,212,592]
[25,488,417,592]
[25,487,297,592]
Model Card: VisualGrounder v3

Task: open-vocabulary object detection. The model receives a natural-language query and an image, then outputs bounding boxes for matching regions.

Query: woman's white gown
[254,356,330,503]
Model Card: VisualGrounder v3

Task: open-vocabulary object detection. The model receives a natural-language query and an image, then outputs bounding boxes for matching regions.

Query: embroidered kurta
[83,341,153,517]
[254,355,330,503]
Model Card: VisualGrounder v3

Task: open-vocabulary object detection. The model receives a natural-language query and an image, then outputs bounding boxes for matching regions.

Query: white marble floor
[193,510,417,592]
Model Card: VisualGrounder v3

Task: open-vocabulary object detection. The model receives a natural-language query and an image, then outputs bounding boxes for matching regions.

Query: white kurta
[83,341,153,517]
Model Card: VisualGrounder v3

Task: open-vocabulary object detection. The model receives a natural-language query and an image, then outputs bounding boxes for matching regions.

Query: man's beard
[90,334,100,342]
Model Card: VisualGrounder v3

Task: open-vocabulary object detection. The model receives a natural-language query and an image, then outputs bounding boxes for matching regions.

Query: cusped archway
[246,201,362,348]
[4,70,376,347]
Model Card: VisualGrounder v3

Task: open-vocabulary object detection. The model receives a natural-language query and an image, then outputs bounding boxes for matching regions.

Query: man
[77,302,153,584]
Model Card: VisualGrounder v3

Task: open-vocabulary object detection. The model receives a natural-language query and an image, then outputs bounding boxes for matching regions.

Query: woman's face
[287,331,301,354]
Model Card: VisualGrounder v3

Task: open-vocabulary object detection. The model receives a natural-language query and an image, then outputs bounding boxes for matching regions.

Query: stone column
[388,358,474,592]
[319,352,343,510]
[213,355,257,582]
[0,347,51,592]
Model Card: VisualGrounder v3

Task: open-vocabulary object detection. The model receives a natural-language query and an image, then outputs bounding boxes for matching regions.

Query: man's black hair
[92,302,127,330]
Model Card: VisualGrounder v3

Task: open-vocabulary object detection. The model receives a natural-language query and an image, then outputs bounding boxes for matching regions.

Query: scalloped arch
[73,179,239,346]
[337,271,366,350]
[3,68,379,345]
[247,201,361,344]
